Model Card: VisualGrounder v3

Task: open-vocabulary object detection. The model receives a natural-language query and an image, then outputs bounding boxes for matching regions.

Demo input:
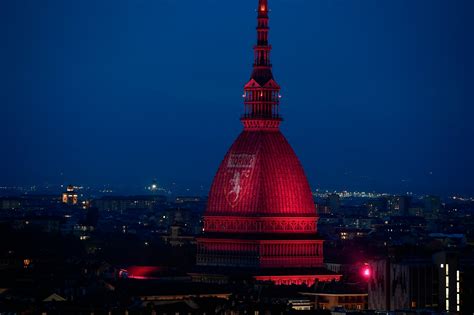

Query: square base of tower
[190,266,341,287]
[253,267,341,286]
[196,236,325,269]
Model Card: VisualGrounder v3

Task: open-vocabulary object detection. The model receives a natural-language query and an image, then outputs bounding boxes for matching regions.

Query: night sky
[1,0,473,196]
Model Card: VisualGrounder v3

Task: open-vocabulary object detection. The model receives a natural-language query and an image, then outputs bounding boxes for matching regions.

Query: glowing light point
[361,264,371,279]
[259,0,268,13]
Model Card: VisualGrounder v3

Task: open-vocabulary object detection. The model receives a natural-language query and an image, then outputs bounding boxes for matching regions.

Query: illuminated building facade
[368,251,474,313]
[196,0,340,286]
[62,185,78,205]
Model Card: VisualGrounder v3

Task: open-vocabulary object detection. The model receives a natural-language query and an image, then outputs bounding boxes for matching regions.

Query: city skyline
[1,1,473,313]
[2,0,473,196]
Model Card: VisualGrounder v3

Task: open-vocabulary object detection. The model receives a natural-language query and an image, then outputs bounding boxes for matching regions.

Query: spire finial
[241,0,281,130]
[259,0,268,15]
[254,0,270,65]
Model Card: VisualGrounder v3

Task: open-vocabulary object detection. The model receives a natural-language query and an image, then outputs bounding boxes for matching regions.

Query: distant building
[408,207,424,217]
[301,282,368,311]
[93,195,167,213]
[19,216,64,233]
[341,215,374,229]
[429,233,467,248]
[175,196,204,204]
[62,185,78,205]
[389,196,411,216]
[162,224,196,247]
[327,193,341,214]
[174,196,206,213]
[0,197,21,210]
[341,205,368,217]
[424,195,442,218]
[336,227,371,241]
[366,197,389,217]
[317,203,331,215]
[5,194,61,211]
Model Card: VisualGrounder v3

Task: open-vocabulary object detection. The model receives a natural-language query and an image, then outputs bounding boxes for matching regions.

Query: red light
[361,264,371,279]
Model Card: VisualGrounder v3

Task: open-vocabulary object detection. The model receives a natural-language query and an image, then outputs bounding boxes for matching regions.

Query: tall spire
[242,0,281,130]
[255,0,270,67]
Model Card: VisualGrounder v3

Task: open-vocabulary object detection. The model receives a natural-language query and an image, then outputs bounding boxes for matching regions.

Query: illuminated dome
[206,130,316,218]
[196,0,341,286]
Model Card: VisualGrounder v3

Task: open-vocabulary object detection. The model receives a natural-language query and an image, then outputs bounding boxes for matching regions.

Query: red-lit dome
[206,129,316,217]
[196,0,341,286]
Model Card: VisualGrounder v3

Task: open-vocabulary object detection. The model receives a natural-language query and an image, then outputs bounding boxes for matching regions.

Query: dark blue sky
[1,0,473,196]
